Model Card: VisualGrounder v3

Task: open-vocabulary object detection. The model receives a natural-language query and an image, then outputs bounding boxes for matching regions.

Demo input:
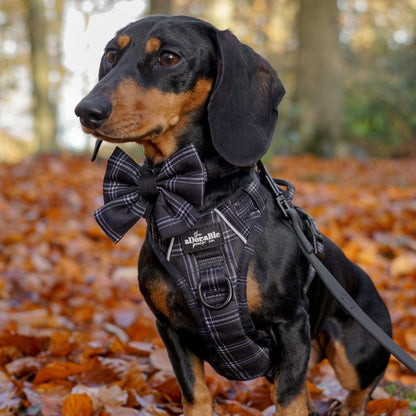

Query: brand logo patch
[181,224,224,253]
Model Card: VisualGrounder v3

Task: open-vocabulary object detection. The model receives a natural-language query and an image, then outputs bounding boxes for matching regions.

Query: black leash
[257,160,416,375]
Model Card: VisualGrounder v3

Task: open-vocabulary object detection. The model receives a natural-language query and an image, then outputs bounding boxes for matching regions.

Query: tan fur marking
[90,77,213,164]
[335,381,376,416]
[148,280,170,318]
[326,339,361,391]
[306,388,319,415]
[272,388,308,416]
[117,34,130,50]
[182,355,213,416]
[143,132,178,164]
[308,332,328,370]
[247,264,262,313]
[145,37,161,54]
[308,339,323,370]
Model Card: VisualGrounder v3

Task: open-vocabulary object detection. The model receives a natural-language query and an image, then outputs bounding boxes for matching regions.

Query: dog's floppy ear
[208,30,285,167]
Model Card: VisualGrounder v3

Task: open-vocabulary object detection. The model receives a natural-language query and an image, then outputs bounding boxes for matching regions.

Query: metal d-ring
[197,277,233,310]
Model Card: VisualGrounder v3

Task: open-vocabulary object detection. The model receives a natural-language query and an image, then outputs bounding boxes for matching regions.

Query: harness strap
[257,160,416,375]
[264,177,324,294]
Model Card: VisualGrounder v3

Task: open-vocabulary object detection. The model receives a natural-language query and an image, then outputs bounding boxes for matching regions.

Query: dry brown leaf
[34,361,84,384]
[79,356,126,385]
[391,252,416,278]
[49,331,75,356]
[62,393,93,416]
[5,356,44,377]
[71,384,128,408]
[148,370,181,402]
[367,397,409,414]
[24,381,72,416]
[217,399,263,416]
[0,332,45,358]
[149,348,173,372]
[0,370,20,411]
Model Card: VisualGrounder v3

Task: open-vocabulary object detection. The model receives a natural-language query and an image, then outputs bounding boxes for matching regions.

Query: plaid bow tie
[94,143,206,243]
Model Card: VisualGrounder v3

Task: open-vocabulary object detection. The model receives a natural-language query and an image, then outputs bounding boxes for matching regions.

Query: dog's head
[75,15,285,166]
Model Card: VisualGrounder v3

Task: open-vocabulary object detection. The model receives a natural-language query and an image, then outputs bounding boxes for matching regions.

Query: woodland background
[1,0,416,159]
[1,0,416,415]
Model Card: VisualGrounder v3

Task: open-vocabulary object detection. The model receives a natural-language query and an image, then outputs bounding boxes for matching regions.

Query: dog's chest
[145,175,276,381]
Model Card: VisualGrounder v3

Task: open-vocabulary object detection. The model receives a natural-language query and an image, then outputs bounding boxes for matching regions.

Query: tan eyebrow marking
[116,34,130,50]
[145,37,162,54]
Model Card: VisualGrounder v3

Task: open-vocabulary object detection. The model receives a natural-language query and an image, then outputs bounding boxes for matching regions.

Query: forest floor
[1,151,416,415]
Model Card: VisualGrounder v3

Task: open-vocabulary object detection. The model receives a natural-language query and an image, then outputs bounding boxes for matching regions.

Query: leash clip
[304,215,324,259]
[257,161,290,218]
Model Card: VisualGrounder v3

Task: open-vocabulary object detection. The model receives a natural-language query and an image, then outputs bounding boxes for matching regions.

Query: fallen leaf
[149,348,173,372]
[148,370,181,403]
[71,384,128,408]
[367,397,409,414]
[391,252,416,278]
[34,362,84,384]
[49,331,75,356]
[62,393,93,416]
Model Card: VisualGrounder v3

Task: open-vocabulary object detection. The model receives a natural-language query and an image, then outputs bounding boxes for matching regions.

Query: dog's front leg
[270,306,314,416]
[156,321,213,416]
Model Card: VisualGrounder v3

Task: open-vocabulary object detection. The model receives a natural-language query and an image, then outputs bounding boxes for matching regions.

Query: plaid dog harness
[147,170,275,381]
[95,144,322,381]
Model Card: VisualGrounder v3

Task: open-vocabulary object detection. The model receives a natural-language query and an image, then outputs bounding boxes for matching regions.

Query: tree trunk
[149,0,173,15]
[295,0,344,156]
[27,0,58,153]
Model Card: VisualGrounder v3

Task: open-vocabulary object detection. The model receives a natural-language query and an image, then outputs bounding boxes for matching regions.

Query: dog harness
[148,169,276,380]
[95,143,321,381]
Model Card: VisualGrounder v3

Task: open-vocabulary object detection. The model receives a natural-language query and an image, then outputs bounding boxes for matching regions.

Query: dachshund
[75,15,392,416]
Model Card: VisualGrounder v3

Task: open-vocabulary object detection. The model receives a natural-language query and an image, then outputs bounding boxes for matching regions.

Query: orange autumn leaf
[62,393,93,416]
[49,331,75,356]
[0,333,44,357]
[34,362,84,384]
[222,399,263,416]
[148,370,181,403]
[307,380,324,394]
[367,397,409,414]
[391,252,416,278]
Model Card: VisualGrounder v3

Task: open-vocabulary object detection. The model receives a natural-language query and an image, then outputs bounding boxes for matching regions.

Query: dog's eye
[106,50,117,64]
[159,52,180,67]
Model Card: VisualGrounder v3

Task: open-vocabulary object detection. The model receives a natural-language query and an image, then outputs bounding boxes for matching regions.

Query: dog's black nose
[75,96,112,128]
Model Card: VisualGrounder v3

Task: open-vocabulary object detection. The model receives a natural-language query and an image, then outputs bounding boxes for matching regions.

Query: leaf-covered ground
[1,152,416,415]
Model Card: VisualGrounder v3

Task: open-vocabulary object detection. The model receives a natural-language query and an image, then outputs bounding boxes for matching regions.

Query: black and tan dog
[75,15,392,416]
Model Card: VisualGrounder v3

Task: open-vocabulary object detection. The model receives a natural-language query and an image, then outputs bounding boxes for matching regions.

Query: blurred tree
[27,0,59,153]
[150,0,173,15]
[294,0,344,156]
[1,0,416,158]
[0,0,27,96]
[340,0,416,156]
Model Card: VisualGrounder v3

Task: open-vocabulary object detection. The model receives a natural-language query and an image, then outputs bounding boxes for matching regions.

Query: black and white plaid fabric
[148,171,276,381]
[94,143,206,243]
